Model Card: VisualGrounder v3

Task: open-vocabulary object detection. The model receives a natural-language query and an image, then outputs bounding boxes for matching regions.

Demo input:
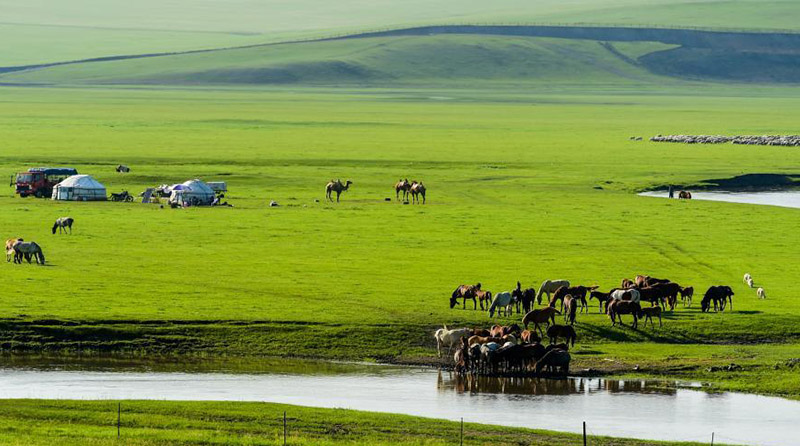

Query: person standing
[668,185,674,198]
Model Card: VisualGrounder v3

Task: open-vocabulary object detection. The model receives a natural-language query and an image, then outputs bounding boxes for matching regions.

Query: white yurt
[51,175,107,201]
[169,179,215,206]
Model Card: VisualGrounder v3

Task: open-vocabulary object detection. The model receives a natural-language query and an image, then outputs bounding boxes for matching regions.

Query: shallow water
[0,359,797,445]
[639,189,800,209]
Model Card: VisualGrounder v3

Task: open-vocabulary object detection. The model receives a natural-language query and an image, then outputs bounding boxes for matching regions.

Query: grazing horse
[650,282,682,310]
[52,217,74,234]
[640,306,662,328]
[522,307,560,337]
[410,181,426,204]
[550,285,597,313]
[536,279,569,305]
[474,289,493,311]
[547,324,577,347]
[394,179,411,201]
[589,290,614,313]
[680,286,694,307]
[563,295,578,325]
[5,238,22,262]
[450,283,480,310]
[488,291,514,317]
[13,241,45,264]
[607,300,642,328]
[701,286,734,312]
[434,325,472,357]
[678,191,692,199]
[520,329,540,344]
[325,179,352,202]
[512,282,536,314]
[635,286,664,308]
[610,288,640,305]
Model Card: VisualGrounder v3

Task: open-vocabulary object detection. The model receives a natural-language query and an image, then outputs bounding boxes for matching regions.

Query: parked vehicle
[12,167,78,198]
[110,190,134,202]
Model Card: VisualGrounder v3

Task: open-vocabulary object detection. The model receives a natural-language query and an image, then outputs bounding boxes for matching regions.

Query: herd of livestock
[649,134,800,146]
[438,274,763,377]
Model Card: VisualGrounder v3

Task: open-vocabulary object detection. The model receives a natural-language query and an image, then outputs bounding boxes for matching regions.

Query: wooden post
[283,411,287,446]
[117,402,121,438]
[460,417,463,446]
[583,421,587,446]
[711,432,714,445]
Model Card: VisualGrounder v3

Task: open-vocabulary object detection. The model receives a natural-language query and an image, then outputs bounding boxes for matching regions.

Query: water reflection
[439,371,677,396]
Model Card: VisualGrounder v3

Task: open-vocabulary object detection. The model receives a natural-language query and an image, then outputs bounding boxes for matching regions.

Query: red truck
[11,167,78,198]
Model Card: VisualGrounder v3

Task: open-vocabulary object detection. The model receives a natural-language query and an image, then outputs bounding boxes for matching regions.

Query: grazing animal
[550,285,597,313]
[746,278,754,288]
[13,241,45,264]
[409,181,426,204]
[743,273,752,285]
[520,329,540,344]
[474,289,493,311]
[5,238,22,262]
[610,288,640,304]
[433,326,472,357]
[394,179,411,201]
[607,300,642,328]
[115,164,130,173]
[450,284,480,310]
[680,286,694,307]
[563,295,578,325]
[636,286,664,309]
[634,275,650,288]
[52,217,74,234]
[757,287,766,299]
[701,286,735,312]
[678,191,692,199]
[640,306,662,328]
[644,276,672,287]
[536,279,569,305]
[488,291,514,317]
[512,282,536,314]
[650,282,682,310]
[325,179,352,202]
[468,335,503,347]
[547,324,577,347]
[589,290,614,313]
[489,325,505,338]
[535,349,571,375]
[522,307,560,337]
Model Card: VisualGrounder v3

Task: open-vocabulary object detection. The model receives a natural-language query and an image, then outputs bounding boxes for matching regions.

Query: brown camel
[325,179,353,202]
[410,181,426,204]
[394,179,411,201]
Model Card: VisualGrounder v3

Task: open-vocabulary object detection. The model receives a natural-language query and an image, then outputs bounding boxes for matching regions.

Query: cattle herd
[649,134,800,146]
[440,274,744,377]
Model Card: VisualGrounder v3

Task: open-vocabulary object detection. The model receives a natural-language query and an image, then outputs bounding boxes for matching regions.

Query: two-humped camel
[325,179,353,202]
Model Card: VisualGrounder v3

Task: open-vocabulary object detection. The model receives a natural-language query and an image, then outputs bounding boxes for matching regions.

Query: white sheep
[743,273,752,284]
[746,278,754,288]
[757,288,766,299]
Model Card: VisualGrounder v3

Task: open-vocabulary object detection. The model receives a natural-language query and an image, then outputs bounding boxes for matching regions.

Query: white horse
[743,273,752,284]
[756,288,766,299]
[433,325,471,357]
[52,217,74,234]
[610,288,641,304]
[488,291,515,317]
[536,279,570,304]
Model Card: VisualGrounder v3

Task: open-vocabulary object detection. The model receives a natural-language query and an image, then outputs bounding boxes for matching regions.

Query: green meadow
[0,85,798,397]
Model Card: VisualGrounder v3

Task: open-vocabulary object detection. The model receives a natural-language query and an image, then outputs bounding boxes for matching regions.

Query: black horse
[701,286,735,312]
[512,281,537,314]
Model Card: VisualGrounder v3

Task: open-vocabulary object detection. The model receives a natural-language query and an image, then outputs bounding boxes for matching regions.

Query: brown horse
[474,289,493,311]
[634,275,650,288]
[680,286,694,307]
[563,295,578,325]
[394,179,411,201]
[678,191,692,199]
[547,324,577,347]
[410,181,426,204]
[472,328,490,337]
[451,283,480,309]
[520,329,540,344]
[636,286,665,309]
[608,300,642,328]
[550,285,597,313]
[522,307,560,337]
[5,238,22,262]
[640,306,662,328]
[489,325,505,338]
[621,278,635,289]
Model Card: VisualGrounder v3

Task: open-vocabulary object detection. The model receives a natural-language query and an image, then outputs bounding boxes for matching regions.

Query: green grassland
[0,399,726,445]
[2,0,799,66]
[0,85,798,397]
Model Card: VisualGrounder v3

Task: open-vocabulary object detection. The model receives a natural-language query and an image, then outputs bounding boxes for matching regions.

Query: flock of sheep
[649,134,800,146]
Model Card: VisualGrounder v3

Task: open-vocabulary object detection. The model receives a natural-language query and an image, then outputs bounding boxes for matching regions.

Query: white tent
[169,179,215,206]
[51,175,107,201]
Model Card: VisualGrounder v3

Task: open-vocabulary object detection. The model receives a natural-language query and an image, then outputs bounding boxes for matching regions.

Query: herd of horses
[436,324,571,377]
[442,275,739,375]
[5,216,74,265]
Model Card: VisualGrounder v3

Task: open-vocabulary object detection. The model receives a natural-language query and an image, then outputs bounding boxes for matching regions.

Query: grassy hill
[0,35,678,86]
[1,0,799,66]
